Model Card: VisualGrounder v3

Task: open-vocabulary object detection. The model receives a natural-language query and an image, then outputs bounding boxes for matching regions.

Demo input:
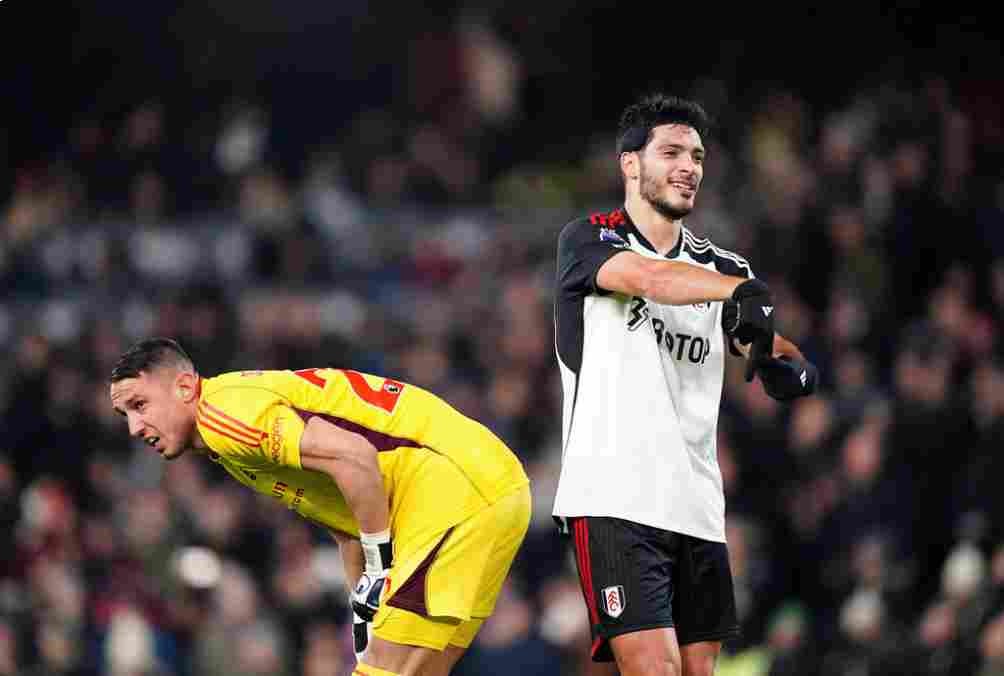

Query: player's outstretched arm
[299,417,389,535]
[597,251,747,305]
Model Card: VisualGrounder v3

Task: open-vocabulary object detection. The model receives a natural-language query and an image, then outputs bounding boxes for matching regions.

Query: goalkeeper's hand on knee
[351,529,394,622]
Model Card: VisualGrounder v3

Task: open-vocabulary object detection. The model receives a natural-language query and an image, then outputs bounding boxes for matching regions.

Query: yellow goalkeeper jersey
[194,368,529,543]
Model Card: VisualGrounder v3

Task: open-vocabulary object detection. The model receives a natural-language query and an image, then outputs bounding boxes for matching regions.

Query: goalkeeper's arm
[329,529,364,586]
[329,530,372,662]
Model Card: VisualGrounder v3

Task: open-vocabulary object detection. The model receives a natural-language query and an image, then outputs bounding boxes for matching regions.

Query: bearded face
[635,123,704,219]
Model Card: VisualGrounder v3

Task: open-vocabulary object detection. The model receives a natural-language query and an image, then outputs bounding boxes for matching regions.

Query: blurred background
[2,2,1003,674]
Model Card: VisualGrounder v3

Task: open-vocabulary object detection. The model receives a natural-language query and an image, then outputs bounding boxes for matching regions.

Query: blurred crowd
[3,10,1004,675]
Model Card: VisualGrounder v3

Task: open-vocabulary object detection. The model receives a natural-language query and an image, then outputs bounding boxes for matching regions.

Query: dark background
[1,2,1003,675]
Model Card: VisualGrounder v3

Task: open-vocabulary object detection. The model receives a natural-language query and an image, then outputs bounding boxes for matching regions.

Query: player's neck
[624,197,682,255]
[191,424,209,452]
[189,375,208,453]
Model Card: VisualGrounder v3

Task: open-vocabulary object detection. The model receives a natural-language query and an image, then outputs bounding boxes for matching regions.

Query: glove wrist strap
[360,529,393,573]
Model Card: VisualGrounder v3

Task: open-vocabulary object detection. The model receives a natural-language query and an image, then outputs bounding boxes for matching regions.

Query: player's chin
[671,188,696,207]
[665,197,694,217]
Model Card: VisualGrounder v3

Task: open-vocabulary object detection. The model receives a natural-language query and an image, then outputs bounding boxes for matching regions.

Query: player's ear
[620,151,639,181]
[175,371,199,403]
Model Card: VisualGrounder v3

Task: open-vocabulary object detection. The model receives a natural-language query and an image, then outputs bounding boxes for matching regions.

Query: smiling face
[110,367,199,460]
[630,123,705,220]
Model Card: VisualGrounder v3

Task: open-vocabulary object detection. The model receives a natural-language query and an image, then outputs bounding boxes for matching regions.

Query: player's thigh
[363,633,441,675]
[609,626,681,676]
[372,605,463,653]
[371,487,528,655]
[465,484,532,617]
[679,640,721,676]
[568,516,676,663]
[672,535,740,647]
[358,625,473,675]
[414,644,466,676]
[419,484,530,621]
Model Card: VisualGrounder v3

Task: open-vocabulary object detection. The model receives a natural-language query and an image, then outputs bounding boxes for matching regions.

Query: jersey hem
[551,510,726,543]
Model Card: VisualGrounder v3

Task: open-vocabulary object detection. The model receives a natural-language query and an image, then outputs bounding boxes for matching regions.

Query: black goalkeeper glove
[722,279,775,382]
[756,355,818,401]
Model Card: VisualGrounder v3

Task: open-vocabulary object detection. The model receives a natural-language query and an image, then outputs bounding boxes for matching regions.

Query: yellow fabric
[353,664,400,676]
[373,484,531,646]
[195,368,528,540]
[194,368,530,615]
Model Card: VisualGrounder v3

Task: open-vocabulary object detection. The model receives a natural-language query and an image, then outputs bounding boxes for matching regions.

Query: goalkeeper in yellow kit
[109,338,531,676]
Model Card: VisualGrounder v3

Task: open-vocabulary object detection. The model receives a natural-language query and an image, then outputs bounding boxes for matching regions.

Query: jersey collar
[620,207,684,259]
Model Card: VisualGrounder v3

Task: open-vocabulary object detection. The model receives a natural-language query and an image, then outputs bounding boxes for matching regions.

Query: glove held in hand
[722,278,774,345]
[722,279,775,382]
[756,355,818,401]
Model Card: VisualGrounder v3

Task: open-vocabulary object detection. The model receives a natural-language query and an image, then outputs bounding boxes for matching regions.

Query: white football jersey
[551,207,753,543]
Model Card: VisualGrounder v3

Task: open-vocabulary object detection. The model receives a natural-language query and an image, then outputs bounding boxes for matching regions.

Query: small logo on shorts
[601,585,626,618]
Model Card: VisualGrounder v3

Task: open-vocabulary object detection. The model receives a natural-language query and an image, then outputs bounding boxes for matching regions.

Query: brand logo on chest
[627,298,712,365]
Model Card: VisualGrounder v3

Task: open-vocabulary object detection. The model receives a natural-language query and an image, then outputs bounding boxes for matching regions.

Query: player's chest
[212,454,307,511]
[622,295,720,365]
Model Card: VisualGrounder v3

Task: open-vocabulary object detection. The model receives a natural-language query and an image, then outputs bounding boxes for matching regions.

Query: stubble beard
[640,166,692,221]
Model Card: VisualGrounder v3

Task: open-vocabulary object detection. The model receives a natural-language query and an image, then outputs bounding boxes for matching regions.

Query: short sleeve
[557,218,631,297]
[197,392,304,470]
[710,247,754,280]
[259,404,306,470]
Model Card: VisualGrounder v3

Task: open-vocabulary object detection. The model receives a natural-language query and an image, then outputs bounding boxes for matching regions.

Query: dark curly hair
[617,93,711,154]
[110,337,195,383]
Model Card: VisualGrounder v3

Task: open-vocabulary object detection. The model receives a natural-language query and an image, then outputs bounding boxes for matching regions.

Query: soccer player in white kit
[552,93,818,676]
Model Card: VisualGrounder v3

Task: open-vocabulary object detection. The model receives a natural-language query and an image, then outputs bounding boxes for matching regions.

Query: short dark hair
[110,337,195,383]
[617,93,711,154]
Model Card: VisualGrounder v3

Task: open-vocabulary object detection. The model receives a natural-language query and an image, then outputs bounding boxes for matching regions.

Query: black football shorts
[567,516,740,662]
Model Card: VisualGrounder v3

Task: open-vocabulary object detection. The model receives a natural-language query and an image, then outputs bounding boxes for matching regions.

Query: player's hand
[351,569,388,622]
[722,279,775,381]
[351,529,394,622]
[353,609,372,663]
[756,355,818,401]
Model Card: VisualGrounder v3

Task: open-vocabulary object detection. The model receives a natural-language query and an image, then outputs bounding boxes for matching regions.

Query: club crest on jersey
[599,228,629,248]
[601,585,626,618]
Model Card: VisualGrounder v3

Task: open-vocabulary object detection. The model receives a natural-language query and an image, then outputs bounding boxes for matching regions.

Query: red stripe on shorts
[574,518,600,627]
